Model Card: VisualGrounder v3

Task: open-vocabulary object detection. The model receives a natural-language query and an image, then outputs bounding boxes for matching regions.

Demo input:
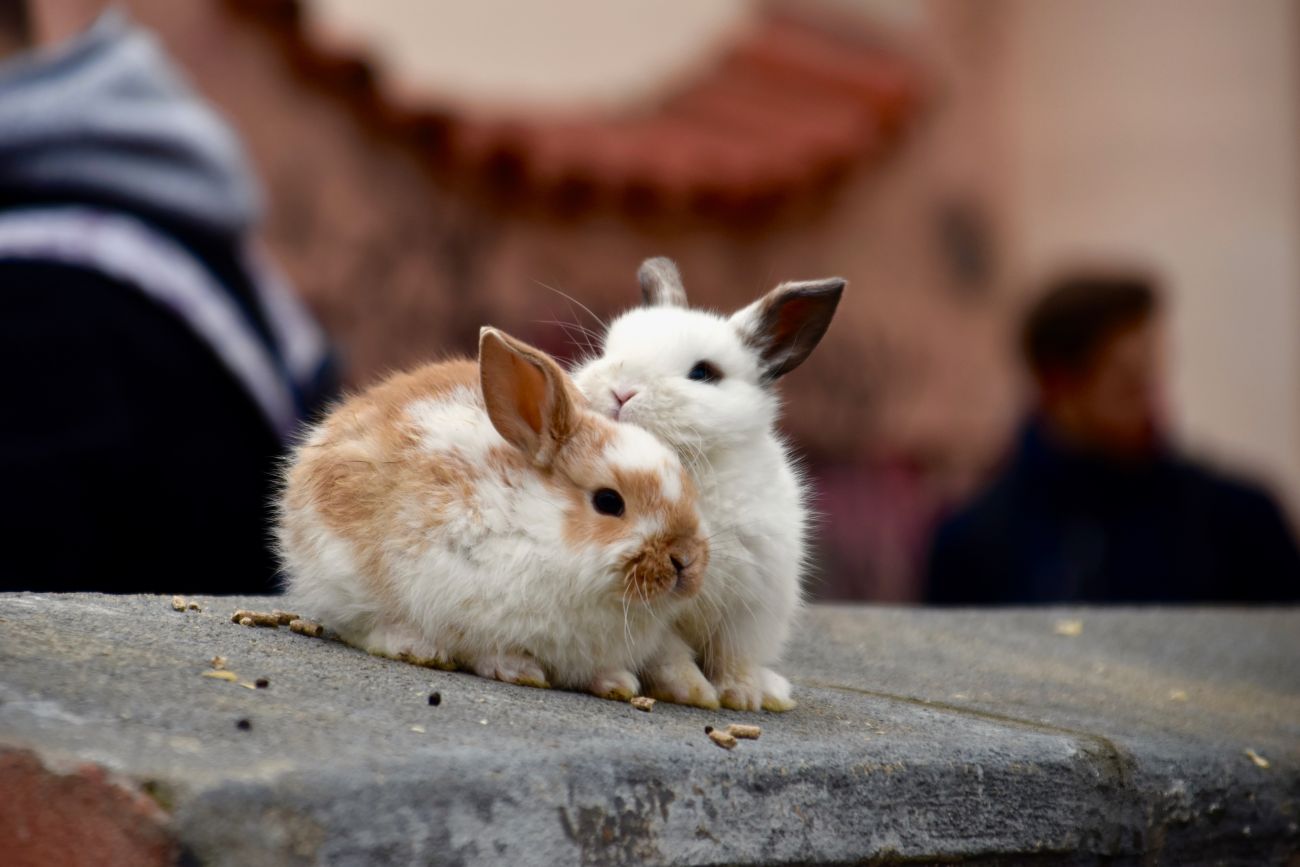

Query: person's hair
[0,1,33,51]
[1021,272,1159,377]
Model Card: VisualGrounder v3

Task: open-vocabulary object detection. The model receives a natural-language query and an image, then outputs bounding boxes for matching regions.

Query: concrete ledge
[1,594,1297,866]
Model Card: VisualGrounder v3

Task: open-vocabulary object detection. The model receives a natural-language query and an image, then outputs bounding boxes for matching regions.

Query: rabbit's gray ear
[638,257,688,308]
[732,278,845,382]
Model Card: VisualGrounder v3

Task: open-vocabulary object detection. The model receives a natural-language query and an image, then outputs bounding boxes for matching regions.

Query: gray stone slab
[0,593,1297,865]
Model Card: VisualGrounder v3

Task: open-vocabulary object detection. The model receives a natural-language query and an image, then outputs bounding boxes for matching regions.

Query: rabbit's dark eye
[592,488,625,517]
[687,360,722,383]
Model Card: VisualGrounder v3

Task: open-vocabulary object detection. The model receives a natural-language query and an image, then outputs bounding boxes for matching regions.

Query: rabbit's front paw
[759,667,796,712]
[644,658,719,709]
[473,651,550,689]
[589,668,640,701]
[713,666,764,713]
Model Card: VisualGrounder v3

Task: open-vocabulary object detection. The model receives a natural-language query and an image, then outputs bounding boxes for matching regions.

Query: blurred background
[24,0,1299,601]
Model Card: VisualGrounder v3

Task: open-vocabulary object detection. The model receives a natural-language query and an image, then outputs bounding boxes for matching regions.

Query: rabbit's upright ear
[638,257,688,308]
[732,278,846,383]
[479,328,578,465]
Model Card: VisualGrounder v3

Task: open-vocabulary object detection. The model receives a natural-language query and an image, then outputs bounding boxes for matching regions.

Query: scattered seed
[201,670,239,682]
[238,682,257,690]
[704,725,714,734]
[630,696,656,712]
[428,692,442,706]
[236,718,251,731]
[708,729,737,750]
[187,601,202,612]
[255,678,270,689]
[1245,748,1270,769]
[727,724,761,740]
[1169,689,1188,702]
[479,719,488,725]
[1053,619,1083,637]
[210,656,228,670]
[288,619,324,638]
[410,724,426,734]
[171,596,187,612]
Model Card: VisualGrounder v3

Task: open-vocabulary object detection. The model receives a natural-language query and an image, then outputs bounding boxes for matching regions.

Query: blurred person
[0,6,336,592]
[927,273,1300,603]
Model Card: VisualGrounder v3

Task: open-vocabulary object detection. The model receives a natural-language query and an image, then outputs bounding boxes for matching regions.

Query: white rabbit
[277,327,709,700]
[572,258,844,711]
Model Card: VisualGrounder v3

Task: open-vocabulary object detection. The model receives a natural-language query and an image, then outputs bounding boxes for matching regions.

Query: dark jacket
[0,13,335,593]
[927,421,1300,604]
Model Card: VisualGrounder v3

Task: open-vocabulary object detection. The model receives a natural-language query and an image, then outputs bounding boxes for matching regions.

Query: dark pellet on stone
[428,691,442,706]
[255,678,269,689]
[236,718,251,731]
[704,725,714,734]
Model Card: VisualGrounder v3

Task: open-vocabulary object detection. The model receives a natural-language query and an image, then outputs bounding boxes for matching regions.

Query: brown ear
[479,328,578,465]
[732,278,845,382]
[638,257,688,308]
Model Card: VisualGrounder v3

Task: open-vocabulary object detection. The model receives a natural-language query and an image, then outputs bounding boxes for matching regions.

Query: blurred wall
[23,0,1298,597]
[999,0,1300,516]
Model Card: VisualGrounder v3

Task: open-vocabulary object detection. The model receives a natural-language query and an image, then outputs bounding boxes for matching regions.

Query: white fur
[406,389,491,459]
[573,304,810,711]
[278,372,701,697]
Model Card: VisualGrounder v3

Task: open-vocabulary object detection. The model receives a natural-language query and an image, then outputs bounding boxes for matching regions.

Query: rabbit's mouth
[622,536,707,603]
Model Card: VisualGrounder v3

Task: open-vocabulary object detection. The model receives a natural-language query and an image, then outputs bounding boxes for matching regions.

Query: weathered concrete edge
[8,699,1294,866]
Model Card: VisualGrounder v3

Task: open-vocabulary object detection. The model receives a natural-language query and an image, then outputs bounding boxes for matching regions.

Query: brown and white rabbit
[277,327,709,700]
[573,259,844,711]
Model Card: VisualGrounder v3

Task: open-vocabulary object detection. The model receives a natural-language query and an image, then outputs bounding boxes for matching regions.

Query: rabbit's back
[279,360,529,632]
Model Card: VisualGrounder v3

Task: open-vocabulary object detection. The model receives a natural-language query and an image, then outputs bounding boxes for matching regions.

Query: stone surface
[0,594,1297,866]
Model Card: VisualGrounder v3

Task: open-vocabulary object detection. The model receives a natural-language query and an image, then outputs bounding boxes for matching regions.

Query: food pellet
[428,692,442,706]
[630,696,655,712]
[171,596,187,611]
[236,718,251,731]
[231,610,281,628]
[1245,748,1270,769]
[201,670,239,682]
[255,678,270,689]
[727,724,761,740]
[1053,619,1083,637]
[210,656,228,670]
[289,619,324,638]
[704,725,714,734]
[272,610,299,625]
[238,617,254,627]
[708,729,737,750]
[187,601,201,612]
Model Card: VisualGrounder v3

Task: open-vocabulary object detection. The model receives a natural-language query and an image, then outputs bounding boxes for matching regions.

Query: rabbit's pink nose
[612,387,639,408]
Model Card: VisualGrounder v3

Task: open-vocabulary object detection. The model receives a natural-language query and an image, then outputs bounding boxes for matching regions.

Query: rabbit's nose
[613,387,639,407]
[670,554,695,593]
